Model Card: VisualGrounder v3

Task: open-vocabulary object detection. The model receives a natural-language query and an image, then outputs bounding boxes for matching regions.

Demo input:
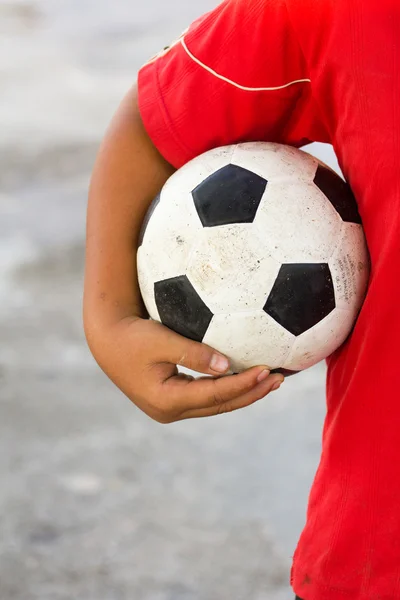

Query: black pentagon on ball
[192,164,268,227]
[154,275,213,343]
[313,164,362,224]
[264,263,336,336]
[271,368,300,378]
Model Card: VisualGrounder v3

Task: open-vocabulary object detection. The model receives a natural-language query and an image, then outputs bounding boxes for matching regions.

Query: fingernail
[257,369,270,383]
[210,354,230,373]
[272,379,284,392]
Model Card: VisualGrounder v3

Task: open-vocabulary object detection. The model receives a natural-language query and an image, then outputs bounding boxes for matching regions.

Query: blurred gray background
[0,1,339,598]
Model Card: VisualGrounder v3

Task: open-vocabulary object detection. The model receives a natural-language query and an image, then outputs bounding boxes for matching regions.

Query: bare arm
[85,85,175,327]
[84,85,284,423]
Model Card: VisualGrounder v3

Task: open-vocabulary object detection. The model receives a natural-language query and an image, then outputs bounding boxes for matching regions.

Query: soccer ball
[137,143,369,374]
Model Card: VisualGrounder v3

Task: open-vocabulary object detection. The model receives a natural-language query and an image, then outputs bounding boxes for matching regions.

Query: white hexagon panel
[329,222,370,315]
[203,311,294,373]
[283,307,355,372]
[231,141,319,183]
[255,181,342,263]
[136,249,161,321]
[139,192,202,280]
[186,224,281,313]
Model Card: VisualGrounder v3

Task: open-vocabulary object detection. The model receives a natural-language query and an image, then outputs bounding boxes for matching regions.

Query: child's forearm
[84,84,175,336]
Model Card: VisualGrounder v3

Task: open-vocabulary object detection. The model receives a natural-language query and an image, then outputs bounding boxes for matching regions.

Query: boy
[84,0,400,598]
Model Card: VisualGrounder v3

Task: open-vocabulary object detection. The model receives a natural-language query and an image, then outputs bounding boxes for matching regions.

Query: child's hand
[89,316,284,423]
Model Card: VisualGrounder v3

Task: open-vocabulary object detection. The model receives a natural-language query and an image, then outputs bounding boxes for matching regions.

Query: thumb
[160,326,230,376]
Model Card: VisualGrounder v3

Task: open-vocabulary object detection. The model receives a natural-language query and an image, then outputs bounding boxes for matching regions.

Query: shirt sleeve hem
[137,60,194,169]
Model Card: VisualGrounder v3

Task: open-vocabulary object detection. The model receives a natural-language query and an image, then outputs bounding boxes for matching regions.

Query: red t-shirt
[138,0,400,598]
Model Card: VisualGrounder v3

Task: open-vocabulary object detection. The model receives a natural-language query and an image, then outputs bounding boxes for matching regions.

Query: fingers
[154,323,231,376]
[134,320,284,423]
[167,366,283,415]
[177,370,284,420]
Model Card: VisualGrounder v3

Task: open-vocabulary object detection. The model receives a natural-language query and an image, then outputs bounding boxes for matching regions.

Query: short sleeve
[137,0,327,169]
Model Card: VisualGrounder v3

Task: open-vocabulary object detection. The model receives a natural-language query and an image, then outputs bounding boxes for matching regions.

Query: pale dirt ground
[0,1,333,598]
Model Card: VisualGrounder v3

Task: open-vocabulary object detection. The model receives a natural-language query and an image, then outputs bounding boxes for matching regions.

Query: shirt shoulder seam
[180,36,311,92]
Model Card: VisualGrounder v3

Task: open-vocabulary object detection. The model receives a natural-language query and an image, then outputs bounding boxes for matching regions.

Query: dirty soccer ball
[137,142,369,374]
